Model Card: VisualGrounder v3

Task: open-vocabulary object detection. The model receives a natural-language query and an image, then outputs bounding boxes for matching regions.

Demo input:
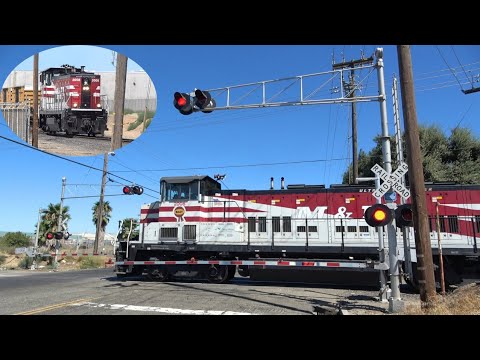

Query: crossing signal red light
[194,89,216,113]
[174,92,193,115]
[46,232,54,240]
[123,185,143,195]
[395,204,414,227]
[364,204,393,227]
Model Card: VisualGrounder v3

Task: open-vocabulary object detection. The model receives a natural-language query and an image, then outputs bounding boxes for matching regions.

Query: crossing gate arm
[116,258,388,271]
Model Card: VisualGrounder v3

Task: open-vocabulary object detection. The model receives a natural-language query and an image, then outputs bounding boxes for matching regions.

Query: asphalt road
[0,268,407,315]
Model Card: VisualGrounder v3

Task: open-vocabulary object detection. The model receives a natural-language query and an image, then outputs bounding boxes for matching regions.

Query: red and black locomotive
[39,65,108,137]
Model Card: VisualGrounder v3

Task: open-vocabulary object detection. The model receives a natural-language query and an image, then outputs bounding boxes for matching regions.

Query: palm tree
[92,201,112,241]
[38,203,71,245]
[120,218,139,240]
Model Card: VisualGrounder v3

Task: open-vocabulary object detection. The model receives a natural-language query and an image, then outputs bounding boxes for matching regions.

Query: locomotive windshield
[160,176,221,202]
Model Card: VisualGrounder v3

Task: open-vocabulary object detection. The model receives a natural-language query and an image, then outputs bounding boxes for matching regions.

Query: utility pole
[397,45,437,307]
[94,152,109,254]
[32,53,39,148]
[111,53,128,151]
[55,177,66,269]
[333,54,373,184]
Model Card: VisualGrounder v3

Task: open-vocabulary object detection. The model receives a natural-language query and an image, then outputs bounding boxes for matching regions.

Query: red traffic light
[123,186,132,195]
[364,204,393,227]
[395,204,414,227]
[173,92,193,115]
[46,232,54,240]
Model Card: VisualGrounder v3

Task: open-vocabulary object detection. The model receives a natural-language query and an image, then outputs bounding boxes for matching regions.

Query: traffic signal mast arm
[174,62,382,114]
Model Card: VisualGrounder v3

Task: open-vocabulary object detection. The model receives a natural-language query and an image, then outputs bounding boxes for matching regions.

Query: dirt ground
[104,113,144,140]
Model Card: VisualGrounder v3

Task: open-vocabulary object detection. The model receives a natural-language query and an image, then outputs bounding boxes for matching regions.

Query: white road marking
[72,302,255,315]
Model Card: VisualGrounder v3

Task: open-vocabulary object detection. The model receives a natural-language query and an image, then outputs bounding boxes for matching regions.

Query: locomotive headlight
[73,103,78,107]
[97,103,102,108]
[83,86,90,91]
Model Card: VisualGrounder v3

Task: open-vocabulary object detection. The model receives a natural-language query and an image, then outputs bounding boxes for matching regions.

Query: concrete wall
[2,70,157,111]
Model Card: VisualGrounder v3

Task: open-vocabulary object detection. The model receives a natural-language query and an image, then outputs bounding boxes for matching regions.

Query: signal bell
[364,204,393,227]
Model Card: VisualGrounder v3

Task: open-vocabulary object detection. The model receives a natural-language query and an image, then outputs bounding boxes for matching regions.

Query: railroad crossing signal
[364,204,393,227]
[370,162,410,200]
[174,92,194,115]
[173,89,216,115]
[194,89,216,113]
[123,185,144,195]
[395,204,413,227]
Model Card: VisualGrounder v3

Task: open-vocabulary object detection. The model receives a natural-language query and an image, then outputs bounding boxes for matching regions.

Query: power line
[435,46,465,91]
[0,134,160,194]
[109,157,351,173]
[451,46,474,88]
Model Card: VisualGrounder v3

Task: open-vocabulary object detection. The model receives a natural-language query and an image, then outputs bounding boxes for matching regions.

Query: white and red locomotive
[39,65,107,136]
[115,175,480,285]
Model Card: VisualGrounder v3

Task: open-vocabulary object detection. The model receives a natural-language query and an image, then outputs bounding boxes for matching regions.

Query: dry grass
[403,283,480,315]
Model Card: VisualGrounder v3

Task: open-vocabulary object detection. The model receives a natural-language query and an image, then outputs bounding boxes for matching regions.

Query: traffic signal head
[364,204,393,227]
[173,92,193,115]
[194,89,216,113]
[46,232,54,240]
[395,204,413,227]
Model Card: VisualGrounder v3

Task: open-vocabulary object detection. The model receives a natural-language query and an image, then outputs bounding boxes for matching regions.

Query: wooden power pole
[32,53,39,148]
[111,53,128,151]
[397,45,437,306]
[333,55,373,184]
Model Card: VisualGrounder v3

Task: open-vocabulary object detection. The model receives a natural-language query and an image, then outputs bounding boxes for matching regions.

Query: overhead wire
[0,134,160,194]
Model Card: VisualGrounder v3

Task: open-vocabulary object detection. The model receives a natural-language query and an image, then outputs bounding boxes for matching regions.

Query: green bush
[0,254,6,266]
[123,108,136,115]
[0,232,31,248]
[19,256,34,269]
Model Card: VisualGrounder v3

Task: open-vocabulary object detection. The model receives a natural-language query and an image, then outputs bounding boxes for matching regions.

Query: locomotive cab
[160,175,221,203]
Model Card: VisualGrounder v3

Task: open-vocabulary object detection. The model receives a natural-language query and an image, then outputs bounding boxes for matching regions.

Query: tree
[342,125,480,185]
[92,201,112,241]
[0,232,31,248]
[119,218,139,240]
[37,203,71,245]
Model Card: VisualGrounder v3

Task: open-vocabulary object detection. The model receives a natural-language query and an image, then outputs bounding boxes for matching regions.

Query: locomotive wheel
[147,267,169,282]
[206,265,230,284]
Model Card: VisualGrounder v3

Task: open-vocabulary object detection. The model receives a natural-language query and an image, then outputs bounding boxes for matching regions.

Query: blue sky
[0,45,479,235]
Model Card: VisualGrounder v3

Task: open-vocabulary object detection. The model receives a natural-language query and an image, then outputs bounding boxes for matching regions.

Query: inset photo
[1,45,156,156]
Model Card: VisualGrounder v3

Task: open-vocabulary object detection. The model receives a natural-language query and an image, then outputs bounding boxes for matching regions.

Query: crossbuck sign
[371,162,411,200]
